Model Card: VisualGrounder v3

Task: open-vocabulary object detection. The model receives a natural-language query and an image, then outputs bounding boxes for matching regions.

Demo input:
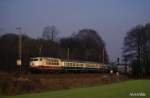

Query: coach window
[71,63,73,67]
[75,63,78,67]
[53,60,55,65]
[70,63,72,67]
[74,63,76,67]
[50,60,52,65]
[68,62,70,66]
[69,63,71,67]
[33,58,38,61]
[55,62,58,65]
[53,60,55,64]
[55,60,58,65]
[80,63,82,67]
[80,64,82,67]
[72,63,74,67]
[52,60,55,65]
[70,63,73,67]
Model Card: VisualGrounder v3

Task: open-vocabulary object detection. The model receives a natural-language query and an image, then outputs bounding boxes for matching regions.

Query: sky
[0,0,150,62]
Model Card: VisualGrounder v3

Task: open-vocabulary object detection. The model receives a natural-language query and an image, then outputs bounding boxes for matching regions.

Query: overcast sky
[0,0,150,61]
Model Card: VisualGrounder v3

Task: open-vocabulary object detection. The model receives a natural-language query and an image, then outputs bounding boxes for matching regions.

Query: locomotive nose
[30,62,34,67]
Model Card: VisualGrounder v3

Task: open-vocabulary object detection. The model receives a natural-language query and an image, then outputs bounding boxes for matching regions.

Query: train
[29,57,109,73]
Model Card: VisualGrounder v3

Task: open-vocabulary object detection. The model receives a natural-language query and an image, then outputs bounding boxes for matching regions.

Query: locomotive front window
[32,58,38,61]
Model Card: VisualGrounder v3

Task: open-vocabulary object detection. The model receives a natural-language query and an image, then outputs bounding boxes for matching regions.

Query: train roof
[30,57,60,60]
[62,60,103,64]
[30,57,107,65]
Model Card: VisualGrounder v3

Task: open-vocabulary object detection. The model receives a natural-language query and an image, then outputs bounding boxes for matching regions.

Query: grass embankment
[0,73,129,96]
[1,80,150,98]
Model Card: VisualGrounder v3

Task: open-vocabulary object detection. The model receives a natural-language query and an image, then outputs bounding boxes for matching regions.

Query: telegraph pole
[16,27,22,73]
[39,45,42,57]
[102,47,105,63]
[67,48,70,60]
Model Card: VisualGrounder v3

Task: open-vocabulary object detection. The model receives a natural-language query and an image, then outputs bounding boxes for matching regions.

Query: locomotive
[30,57,109,73]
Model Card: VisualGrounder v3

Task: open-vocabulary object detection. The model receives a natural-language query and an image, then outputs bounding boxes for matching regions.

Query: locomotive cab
[30,57,46,67]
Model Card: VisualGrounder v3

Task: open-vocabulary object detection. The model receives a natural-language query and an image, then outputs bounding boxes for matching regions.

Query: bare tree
[123,23,150,77]
[60,29,109,63]
[42,25,58,41]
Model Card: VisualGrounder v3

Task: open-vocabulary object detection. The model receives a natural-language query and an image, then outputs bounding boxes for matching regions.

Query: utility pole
[16,27,22,73]
[102,47,105,63]
[67,48,70,60]
[117,57,120,65]
[39,45,42,57]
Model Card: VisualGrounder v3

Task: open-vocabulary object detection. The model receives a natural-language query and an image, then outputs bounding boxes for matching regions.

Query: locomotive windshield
[31,58,39,61]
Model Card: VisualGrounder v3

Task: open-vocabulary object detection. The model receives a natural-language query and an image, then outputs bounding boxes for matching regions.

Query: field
[1,80,150,98]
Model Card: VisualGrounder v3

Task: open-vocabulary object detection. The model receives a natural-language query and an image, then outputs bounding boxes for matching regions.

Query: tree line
[0,26,108,72]
[123,23,150,77]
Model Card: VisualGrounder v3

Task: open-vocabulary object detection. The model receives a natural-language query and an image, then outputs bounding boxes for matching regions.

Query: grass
[1,80,150,98]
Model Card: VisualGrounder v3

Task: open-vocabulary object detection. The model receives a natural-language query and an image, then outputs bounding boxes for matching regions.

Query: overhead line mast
[16,27,22,73]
